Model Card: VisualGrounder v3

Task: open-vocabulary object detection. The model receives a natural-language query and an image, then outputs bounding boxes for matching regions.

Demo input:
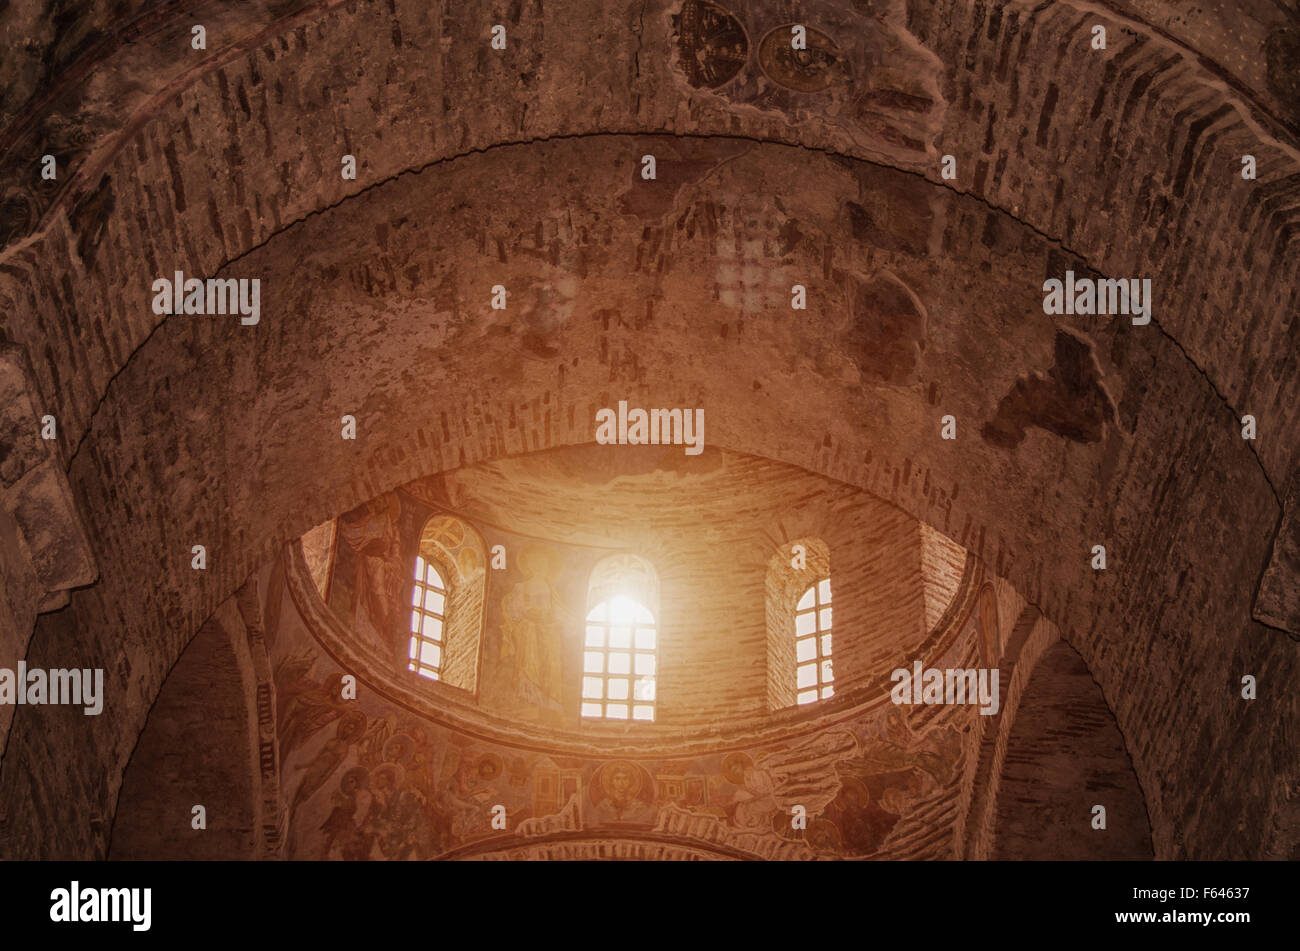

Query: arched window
[765,537,831,710]
[795,578,834,704]
[582,555,659,722]
[408,555,447,680]
[406,511,486,692]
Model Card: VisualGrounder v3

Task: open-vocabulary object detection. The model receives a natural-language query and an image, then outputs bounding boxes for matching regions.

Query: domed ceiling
[0,0,1295,866]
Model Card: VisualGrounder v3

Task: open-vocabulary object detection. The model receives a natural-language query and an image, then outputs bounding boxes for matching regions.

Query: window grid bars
[408,556,446,681]
[582,614,656,722]
[795,580,833,705]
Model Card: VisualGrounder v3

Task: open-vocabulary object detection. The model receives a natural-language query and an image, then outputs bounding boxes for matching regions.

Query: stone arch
[956,601,1049,860]
[1,132,1290,863]
[0,0,1296,861]
[2,0,1298,496]
[987,639,1154,860]
[108,599,262,860]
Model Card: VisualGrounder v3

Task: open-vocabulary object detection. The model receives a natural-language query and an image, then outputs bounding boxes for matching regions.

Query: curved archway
[108,600,262,860]
[3,0,1297,487]
[0,3,1295,863]
[989,640,1154,860]
[1,134,1287,861]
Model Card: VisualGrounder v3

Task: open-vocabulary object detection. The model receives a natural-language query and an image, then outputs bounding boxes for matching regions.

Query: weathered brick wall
[0,119,1293,860]
[952,580,1034,858]
[990,639,1154,859]
[0,345,96,753]
[107,598,261,860]
[2,0,1298,488]
[438,563,483,694]
[920,525,968,633]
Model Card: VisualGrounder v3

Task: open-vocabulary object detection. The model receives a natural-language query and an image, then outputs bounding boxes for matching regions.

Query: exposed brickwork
[764,537,830,711]
[0,1,1293,862]
[991,640,1154,859]
[0,134,1291,860]
[1,0,1298,490]
[107,599,260,860]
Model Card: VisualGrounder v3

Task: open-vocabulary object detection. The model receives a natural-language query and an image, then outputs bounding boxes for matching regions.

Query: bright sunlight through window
[408,555,446,681]
[795,578,833,704]
[582,595,656,722]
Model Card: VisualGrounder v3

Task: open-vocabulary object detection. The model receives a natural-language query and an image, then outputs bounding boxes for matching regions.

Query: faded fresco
[329,495,406,652]
[286,478,993,860]
[275,601,981,861]
[489,543,579,724]
[327,479,609,725]
[668,0,946,161]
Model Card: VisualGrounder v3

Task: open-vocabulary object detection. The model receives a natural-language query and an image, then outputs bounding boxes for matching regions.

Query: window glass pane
[411,587,421,606]
[582,677,603,699]
[410,610,420,632]
[608,597,638,625]
[424,590,445,615]
[417,667,438,681]
[415,556,426,577]
[791,577,834,708]
[821,684,834,699]
[427,565,444,587]
[408,637,418,659]
[582,593,655,722]
[421,616,442,640]
[420,642,441,668]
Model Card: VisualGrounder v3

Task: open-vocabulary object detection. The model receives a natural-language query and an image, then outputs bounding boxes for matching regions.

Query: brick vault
[0,0,1297,861]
